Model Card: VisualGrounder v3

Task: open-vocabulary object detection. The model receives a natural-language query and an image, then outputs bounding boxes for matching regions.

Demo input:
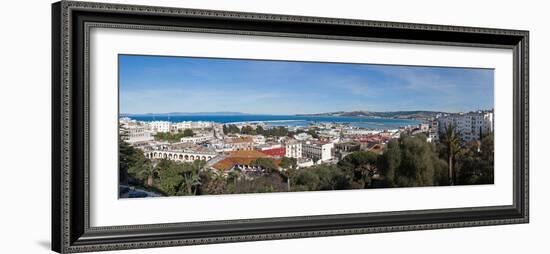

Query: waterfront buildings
[149,121,171,133]
[175,121,213,130]
[437,110,494,142]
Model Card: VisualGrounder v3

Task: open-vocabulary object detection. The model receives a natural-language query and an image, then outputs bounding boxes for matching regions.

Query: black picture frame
[51,1,529,253]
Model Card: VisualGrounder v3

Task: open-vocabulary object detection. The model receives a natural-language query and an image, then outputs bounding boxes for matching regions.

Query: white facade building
[296,157,314,168]
[438,111,494,142]
[318,129,340,138]
[175,121,213,130]
[149,121,171,133]
[294,132,313,141]
[419,123,430,132]
[342,129,381,136]
[122,125,153,144]
[302,141,334,163]
[428,120,439,143]
[252,135,266,145]
[285,141,302,159]
[180,134,213,144]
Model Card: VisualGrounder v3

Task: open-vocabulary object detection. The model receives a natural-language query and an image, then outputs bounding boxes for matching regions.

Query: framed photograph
[52,1,529,253]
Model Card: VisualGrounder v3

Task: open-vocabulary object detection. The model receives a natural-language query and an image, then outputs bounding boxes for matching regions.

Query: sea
[124,114,421,130]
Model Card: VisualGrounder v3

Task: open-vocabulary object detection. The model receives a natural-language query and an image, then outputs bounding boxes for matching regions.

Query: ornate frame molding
[52,1,529,253]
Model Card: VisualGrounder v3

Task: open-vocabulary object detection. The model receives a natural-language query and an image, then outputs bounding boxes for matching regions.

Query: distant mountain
[121,112,249,116]
[296,110,446,120]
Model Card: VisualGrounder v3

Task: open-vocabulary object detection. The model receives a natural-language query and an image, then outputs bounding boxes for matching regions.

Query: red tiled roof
[258,147,286,157]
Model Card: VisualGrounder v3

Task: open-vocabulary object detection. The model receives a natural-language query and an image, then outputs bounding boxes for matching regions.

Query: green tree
[478,132,494,184]
[179,160,204,195]
[256,125,265,135]
[230,173,287,194]
[312,165,350,190]
[133,158,156,187]
[307,128,319,138]
[455,133,494,185]
[199,170,229,195]
[280,157,297,170]
[154,129,196,143]
[182,129,195,137]
[280,157,298,191]
[293,169,320,191]
[379,139,401,186]
[119,137,136,184]
[227,170,242,190]
[441,123,460,185]
[337,151,379,188]
[223,124,240,134]
[393,134,437,187]
[157,161,183,195]
[240,125,256,135]
[281,168,298,191]
[252,158,279,172]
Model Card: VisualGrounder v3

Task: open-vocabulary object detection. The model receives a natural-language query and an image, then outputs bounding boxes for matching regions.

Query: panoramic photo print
[118,55,494,198]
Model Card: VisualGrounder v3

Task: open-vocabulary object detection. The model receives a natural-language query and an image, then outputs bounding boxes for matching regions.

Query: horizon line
[120,108,494,115]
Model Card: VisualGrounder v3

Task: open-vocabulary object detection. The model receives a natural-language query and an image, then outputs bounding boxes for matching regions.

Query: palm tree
[180,160,204,195]
[441,123,460,185]
[137,160,157,187]
[280,157,298,191]
[181,171,201,195]
[227,170,241,189]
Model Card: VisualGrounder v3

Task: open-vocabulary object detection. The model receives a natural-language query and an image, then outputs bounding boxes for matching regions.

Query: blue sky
[119,55,494,115]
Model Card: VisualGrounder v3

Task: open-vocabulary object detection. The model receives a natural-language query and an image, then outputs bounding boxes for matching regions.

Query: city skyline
[120,55,494,115]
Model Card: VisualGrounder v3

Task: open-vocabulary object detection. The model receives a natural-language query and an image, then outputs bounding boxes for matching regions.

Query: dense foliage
[380,134,448,187]
[154,129,195,143]
[223,124,320,138]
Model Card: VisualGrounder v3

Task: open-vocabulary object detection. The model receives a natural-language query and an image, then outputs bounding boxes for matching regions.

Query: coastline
[121,114,422,130]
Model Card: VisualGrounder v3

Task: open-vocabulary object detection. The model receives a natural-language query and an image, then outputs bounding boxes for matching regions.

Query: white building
[294,132,313,141]
[213,136,254,151]
[318,129,340,138]
[119,117,133,123]
[252,135,266,145]
[428,120,439,143]
[285,141,302,159]
[256,142,282,151]
[342,128,381,136]
[296,157,314,168]
[302,141,334,163]
[122,125,153,144]
[438,111,494,142]
[149,121,171,133]
[175,121,213,130]
[419,123,430,132]
[180,134,213,144]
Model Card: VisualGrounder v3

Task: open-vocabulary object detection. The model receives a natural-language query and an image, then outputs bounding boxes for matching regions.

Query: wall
[0,0,547,253]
